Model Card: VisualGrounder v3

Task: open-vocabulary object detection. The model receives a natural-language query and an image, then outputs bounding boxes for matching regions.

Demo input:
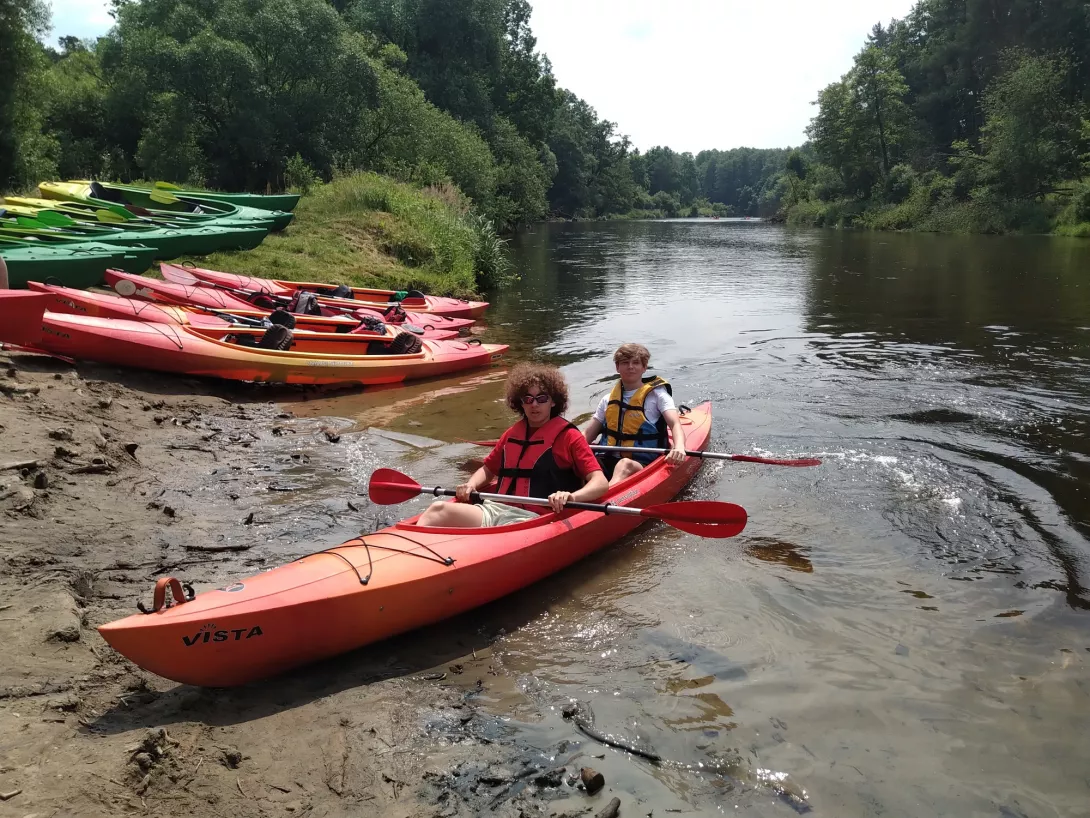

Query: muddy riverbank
[1,351,703,818]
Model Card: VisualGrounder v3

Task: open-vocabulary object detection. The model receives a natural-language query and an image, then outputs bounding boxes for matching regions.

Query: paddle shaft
[590,445,817,465]
[409,484,660,518]
[462,439,820,467]
[179,275,395,314]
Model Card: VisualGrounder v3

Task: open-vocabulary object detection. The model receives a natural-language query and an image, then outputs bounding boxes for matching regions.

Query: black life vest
[496,416,583,501]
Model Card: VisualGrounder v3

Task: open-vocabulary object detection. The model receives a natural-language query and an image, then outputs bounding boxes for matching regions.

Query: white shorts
[477,500,538,527]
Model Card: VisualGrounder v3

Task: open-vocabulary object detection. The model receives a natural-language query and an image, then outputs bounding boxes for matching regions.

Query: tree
[807,43,912,197]
[1,0,54,189]
[978,51,1085,199]
[850,44,911,179]
[106,0,381,189]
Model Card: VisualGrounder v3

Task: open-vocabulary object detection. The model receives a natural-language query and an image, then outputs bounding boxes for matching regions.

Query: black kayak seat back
[257,325,294,350]
[89,181,125,204]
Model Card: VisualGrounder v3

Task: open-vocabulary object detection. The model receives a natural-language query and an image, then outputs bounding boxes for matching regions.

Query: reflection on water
[298,222,1090,816]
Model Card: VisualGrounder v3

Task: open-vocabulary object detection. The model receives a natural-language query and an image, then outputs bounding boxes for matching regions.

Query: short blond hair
[613,343,650,366]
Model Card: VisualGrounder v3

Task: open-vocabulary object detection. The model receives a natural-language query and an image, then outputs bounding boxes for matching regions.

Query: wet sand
[0,352,674,818]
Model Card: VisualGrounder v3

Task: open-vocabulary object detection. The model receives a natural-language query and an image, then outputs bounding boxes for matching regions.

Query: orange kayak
[164,263,489,319]
[108,269,477,331]
[98,403,712,686]
[26,282,460,340]
[0,293,506,386]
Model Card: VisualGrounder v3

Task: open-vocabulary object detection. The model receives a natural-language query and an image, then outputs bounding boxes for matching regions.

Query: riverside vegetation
[3,0,1089,242]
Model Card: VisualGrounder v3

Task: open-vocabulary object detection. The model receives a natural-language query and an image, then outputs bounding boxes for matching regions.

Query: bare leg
[417,500,485,527]
[609,458,644,486]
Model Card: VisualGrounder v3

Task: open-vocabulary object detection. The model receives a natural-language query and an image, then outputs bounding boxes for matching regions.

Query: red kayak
[26,282,460,340]
[0,292,506,386]
[97,403,713,686]
[107,269,477,332]
[161,263,488,319]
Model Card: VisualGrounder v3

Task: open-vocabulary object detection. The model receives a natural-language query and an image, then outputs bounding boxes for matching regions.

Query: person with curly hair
[416,363,607,527]
[582,343,687,486]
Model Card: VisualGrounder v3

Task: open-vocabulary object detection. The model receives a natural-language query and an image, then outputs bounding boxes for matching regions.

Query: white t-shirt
[592,384,676,428]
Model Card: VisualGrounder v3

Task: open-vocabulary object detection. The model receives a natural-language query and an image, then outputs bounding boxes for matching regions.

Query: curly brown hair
[505,363,569,417]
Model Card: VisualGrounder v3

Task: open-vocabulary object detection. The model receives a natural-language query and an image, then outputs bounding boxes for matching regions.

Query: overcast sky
[47,0,919,153]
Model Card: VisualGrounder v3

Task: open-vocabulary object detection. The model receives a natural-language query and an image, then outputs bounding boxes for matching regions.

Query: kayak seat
[364,332,422,355]
[89,181,125,204]
[257,325,294,351]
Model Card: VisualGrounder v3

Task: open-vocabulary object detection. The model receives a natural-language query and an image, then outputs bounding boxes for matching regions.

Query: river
[298,220,1090,817]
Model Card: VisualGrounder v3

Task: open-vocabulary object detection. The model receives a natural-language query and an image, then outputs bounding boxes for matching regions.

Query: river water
[299,220,1090,817]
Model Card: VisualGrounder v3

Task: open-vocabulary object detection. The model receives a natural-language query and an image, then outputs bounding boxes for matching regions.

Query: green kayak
[0,238,133,289]
[3,198,268,256]
[0,227,156,274]
[41,181,293,232]
[151,181,299,213]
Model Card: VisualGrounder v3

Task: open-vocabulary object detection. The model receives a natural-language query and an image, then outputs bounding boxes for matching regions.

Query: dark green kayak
[0,229,156,274]
[151,182,300,213]
[0,239,132,289]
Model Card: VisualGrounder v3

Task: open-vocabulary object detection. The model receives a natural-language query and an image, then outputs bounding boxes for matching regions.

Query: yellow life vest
[600,376,672,462]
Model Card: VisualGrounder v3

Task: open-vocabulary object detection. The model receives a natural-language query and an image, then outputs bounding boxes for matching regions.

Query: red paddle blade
[368,468,423,505]
[642,501,747,538]
[730,455,821,467]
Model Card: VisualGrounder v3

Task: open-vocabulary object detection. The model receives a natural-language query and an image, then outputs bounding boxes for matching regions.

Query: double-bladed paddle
[463,440,821,467]
[367,467,747,538]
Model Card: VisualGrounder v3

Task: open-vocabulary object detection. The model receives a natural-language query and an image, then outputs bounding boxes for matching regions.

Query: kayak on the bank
[25,282,460,341]
[148,181,300,213]
[38,181,292,233]
[1,197,269,256]
[0,292,506,386]
[97,403,715,687]
[166,263,489,320]
[108,269,478,332]
[0,237,151,288]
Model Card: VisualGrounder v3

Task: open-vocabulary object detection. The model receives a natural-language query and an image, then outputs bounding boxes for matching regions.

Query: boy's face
[616,356,648,384]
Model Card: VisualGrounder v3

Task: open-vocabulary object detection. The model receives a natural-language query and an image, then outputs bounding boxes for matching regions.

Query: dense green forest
[785,0,1090,234]
[3,0,1088,235]
[0,0,784,228]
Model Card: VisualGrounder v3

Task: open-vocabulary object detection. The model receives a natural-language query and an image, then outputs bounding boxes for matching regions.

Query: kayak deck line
[307,531,457,587]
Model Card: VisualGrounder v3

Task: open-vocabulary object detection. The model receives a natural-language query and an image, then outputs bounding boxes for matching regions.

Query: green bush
[1073,183,1090,223]
[284,152,320,195]
[882,164,917,204]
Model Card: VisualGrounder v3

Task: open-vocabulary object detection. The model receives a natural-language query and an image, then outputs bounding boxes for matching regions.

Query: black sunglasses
[521,393,551,405]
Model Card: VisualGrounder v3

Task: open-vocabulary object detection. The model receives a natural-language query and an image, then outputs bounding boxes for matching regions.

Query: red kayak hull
[97,403,712,686]
[114,268,476,331]
[0,294,506,386]
[27,282,458,340]
[171,264,489,319]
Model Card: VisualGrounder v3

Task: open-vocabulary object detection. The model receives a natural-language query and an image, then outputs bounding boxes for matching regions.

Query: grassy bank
[785,178,1090,236]
[181,172,512,298]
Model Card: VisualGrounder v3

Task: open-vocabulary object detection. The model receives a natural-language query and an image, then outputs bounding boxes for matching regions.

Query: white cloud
[530,0,918,152]
[48,0,114,43]
[44,0,918,152]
